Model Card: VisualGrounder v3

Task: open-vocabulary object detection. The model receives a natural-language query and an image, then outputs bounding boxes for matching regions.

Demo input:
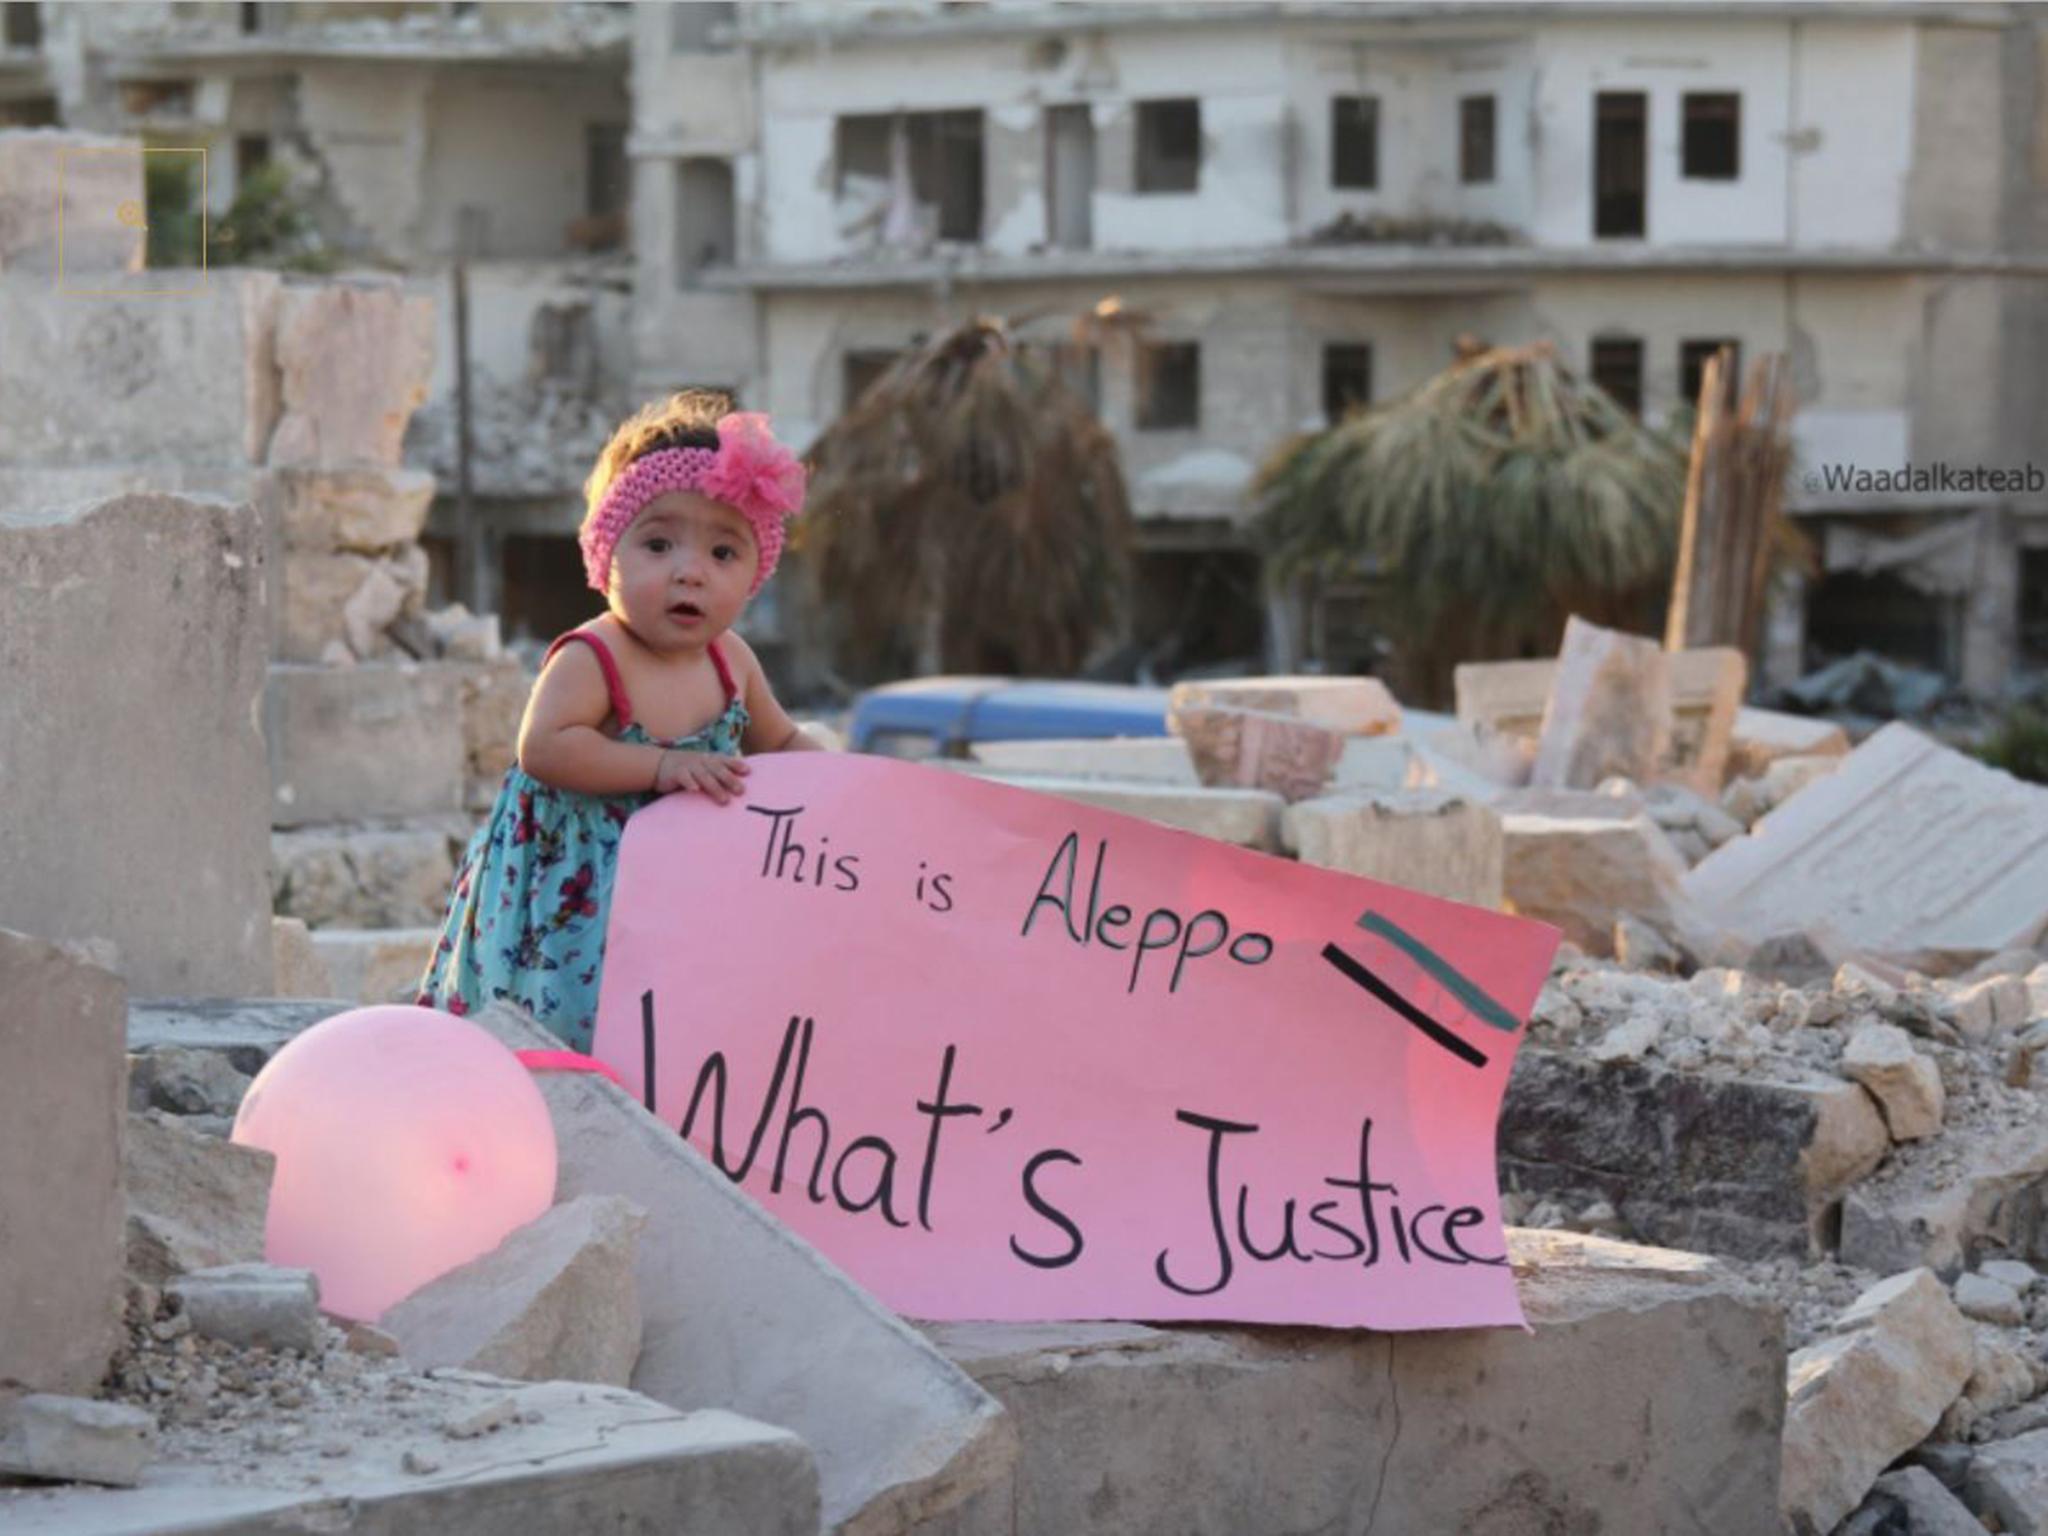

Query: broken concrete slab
[1866,1465,1986,1536]
[1728,705,1851,782]
[1499,1049,1887,1260]
[1841,1021,1945,1140]
[916,1230,1782,1536]
[270,916,333,998]
[258,464,437,555]
[1686,722,2048,966]
[124,1111,272,1287]
[265,662,468,827]
[126,1047,252,1120]
[1282,788,1503,908]
[1166,674,1400,735]
[271,818,464,930]
[0,932,127,1398]
[1172,704,1344,802]
[381,1194,646,1388]
[129,1001,345,1076]
[1780,1268,1974,1536]
[0,1387,817,1536]
[1965,1426,2048,1535]
[311,927,438,1005]
[1839,1107,2048,1278]
[267,280,435,471]
[168,1264,322,1353]
[1953,1271,2025,1326]
[467,1002,1013,1536]
[1531,617,1674,789]
[0,495,273,993]
[970,737,1197,784]
[1501,811,1698,957]
[949,768,1283,851]
[0,1397,154,1489]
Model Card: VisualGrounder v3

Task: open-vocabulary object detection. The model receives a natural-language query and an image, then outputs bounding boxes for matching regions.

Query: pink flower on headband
[699,413,806,521]
[579,411,807,596]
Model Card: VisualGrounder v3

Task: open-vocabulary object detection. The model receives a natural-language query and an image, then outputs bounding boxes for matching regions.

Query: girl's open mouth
[669,601,703,620]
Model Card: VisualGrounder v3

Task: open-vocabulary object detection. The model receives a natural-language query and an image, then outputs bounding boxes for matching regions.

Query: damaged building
[629,0,2048,694]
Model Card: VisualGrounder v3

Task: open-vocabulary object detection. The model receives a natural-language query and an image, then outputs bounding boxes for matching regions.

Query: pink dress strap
[708,638,740,706]
[545,629,634,729]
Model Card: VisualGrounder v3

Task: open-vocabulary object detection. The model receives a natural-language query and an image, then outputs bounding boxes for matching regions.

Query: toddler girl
[418,390,822,1049]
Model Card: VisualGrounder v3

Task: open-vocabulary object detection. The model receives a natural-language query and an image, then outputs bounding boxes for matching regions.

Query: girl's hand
[654,750,749,804]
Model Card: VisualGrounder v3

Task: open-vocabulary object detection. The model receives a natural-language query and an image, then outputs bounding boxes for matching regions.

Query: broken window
[1331,96,1379,190]
[3,3,40,50]
[1135,98,1200,194]
[239,2,261,34]
[674,156,736,284]
[120,80,195,118]
[1679,338,1741,411]
[0,95,56,127]
[1459,95,1495,184]
[586,122,627,220]
[670,2,735,52]
[236,133,270,182]
[842,349,903,411]
[1136,341,1200,431]
[1589,336,1643,417]
[1594,91,1647,237]
[1322,343,1373,423]
[834,110,984,244]
[1682,92,1739,180]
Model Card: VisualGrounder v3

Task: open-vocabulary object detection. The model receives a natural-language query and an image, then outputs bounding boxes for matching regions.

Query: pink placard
[594,754,1558,1329]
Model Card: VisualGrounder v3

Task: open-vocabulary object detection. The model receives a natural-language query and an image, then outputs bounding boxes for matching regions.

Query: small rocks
[441,1395,518,1440]
[1942,974,2032,1043]
[1954,1272,2026,1327]
[1841,1022,1946,1141]
[401,1447,443,1475]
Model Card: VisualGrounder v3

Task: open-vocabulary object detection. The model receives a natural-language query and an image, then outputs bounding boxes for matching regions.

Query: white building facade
[632,0,2048,694]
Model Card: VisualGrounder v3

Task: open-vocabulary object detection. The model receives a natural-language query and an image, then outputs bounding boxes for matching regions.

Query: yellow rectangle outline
[53,143,207,297]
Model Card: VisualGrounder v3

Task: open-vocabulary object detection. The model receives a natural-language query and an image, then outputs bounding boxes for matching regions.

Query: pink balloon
[232,1005,558,1322]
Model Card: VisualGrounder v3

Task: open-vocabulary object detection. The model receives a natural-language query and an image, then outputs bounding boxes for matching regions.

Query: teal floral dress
[417,629,748,1051]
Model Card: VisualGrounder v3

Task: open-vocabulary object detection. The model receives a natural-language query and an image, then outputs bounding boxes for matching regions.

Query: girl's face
[606,490,759,652]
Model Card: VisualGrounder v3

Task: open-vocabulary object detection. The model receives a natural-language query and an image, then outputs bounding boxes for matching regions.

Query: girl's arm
[728,634,828,753]
[519,640,746,794]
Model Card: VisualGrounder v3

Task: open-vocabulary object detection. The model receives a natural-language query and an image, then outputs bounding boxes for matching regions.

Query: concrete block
[952,768,1284,850]
[267,280,435,470]
[1167,674,1401,735]
[271,916,334,998]
[168,1263,322,1353]
[1500,1049,1888,1260]
[0,271,282,467]
[1839,1115,2048,1277]
[1869,1464,1988,1535]
[0,1387,817,1536]
[271,819,463,930]
[1685,722,2048,966]
[1966,1427,2048,1535]
[470,1001,1015,1536]
[1502,812,1694,957]
[258,464,437,554]
[1953,1271,2025,1325]
[971,737,1197,783]
[311,927,439,1005]
[1782,1269,1974,1535]
[915,1230,1782,1536]
[1283,788,1503,908]
[0,1396,154,1489]
[265,663,467,827]
[1173,704,1344,802]
[381,1194,647,1387]
[0,495,273,993]
[1727,705,1850,782]
[274,548,380,662]
[124,1110,272,1286]
[1,131,139,277]
[1531,617,1673,789]
[0,932,127,1397]
[458,656,530,796]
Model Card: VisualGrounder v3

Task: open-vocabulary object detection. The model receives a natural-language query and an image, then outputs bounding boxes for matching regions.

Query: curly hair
[580,388,733,522]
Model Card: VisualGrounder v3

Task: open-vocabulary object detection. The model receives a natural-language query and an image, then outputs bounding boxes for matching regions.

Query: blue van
[848,676,1173,758]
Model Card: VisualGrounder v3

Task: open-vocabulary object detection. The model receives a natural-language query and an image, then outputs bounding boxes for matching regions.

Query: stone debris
[1857,1465,1988,1535]
[128,1046,253,1120]
[1966,1427,2048,1534]
[1954,1271,2027,1326]
[1780,1268,1975,1535]
[123,1110,273,1287]
[1166,674,1401,736]
[168,1264,323,1354]
[270,916,335,998]
[381,1195,648,1388]
[1841,1021,1945,1141]
[1171,704,1345,802]
[1726,706,1851,782]
[0,1395,155,1488]
[1282,788,1503,907]
[1530,616,1673,789]
[1500,810,1701,958]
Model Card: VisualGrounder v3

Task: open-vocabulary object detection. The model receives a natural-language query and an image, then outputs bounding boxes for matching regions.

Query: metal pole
[453,205,482,612]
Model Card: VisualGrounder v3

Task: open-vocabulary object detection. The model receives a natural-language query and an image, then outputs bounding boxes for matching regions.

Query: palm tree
[801,315,1134,679]
[1255,340,1688,703]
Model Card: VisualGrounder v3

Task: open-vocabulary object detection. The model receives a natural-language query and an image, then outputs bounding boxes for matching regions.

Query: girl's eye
[714,545,737,561]
[645,538,672,553]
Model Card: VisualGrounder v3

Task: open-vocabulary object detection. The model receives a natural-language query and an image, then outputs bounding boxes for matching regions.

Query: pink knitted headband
[579,411,807,597]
